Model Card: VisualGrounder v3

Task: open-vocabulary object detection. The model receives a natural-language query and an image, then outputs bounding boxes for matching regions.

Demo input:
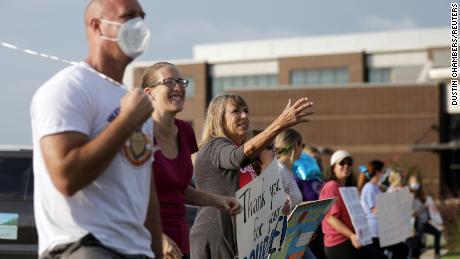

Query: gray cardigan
[189,137,251,259]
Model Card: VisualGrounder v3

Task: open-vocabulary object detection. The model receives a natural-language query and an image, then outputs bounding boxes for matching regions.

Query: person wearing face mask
[319,151,386,259]
[189,93,314,259]
[359,161,409,259]
[30,0,162,258]
[141,62,242,259]
[409,174,442,259]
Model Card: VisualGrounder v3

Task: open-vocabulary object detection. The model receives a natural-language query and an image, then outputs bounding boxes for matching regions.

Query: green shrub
[438,200,460,251]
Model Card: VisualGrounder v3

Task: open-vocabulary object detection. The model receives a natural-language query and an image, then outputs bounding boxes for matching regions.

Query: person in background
[252,129,317,259]
[360,160,409,259]
[291,145,326,259]
[189,93,314,259]
[274,128,304,211]
[141,62,242,259]
[274,129,320,259]
[387,169,403,193]
[305,145,324,174]
[292,145,324,201]
[319,151,385,259]
[409,174,442,259]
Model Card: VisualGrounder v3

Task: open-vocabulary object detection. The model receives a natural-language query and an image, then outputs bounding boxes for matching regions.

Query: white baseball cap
[330,150,352,166]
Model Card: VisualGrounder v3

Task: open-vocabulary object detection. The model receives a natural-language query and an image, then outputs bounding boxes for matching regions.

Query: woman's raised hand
[274,97,314,130]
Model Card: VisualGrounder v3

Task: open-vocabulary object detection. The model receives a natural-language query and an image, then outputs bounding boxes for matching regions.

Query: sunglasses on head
[339,158,353,166]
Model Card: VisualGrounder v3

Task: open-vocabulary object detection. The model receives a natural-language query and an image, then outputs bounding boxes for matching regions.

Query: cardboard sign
[236,159,287,259]
[339,187,373,246]
[376,187,414,247]
[270,198,335,259]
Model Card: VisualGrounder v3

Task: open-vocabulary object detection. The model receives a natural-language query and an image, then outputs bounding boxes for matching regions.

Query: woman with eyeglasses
[141,62,242,259]
[319,151,386,259]
[189,93,314,259]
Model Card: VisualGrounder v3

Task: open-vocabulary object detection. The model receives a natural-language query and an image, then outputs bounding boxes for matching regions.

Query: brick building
[126,27,459,198]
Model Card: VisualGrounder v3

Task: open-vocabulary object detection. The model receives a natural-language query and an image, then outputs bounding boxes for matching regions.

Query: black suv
[0,146,36,259]
[0,146,197,259]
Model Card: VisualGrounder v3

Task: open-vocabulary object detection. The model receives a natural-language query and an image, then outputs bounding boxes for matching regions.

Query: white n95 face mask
[410,182,420,191]
[99,17,150,59]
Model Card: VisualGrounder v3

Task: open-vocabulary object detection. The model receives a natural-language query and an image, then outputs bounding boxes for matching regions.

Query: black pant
[418,222,442,255]
[324,240,386,259]
[308,224,327,259]
[370,238,409,259]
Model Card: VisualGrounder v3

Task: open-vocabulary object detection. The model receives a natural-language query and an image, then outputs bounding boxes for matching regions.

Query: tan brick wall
[234,84,442,196]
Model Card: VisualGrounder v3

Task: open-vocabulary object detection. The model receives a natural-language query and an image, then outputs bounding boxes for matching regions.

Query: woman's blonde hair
[200,93,248,147]
[274,128,302,166]
[388,170,402,187]
[141,62,175,89]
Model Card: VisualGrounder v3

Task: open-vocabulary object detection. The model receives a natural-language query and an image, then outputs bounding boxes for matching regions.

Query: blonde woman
[190,93,314,259]
[274,128,304,211]
[142,62,242,259]
[387,169,402,193]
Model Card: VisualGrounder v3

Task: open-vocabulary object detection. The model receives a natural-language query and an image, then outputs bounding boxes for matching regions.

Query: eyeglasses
[339,158,353,167]
[150,78,189,88]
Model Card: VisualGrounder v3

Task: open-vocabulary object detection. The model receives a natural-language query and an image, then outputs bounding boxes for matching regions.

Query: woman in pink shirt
[142,62,242,259]
[319,150,385,259]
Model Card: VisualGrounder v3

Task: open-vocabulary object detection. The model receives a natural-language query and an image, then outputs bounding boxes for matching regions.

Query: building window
[368,68,391,83]
[212,74,277,96]
[290,68,349,86]
[184,76,194,97]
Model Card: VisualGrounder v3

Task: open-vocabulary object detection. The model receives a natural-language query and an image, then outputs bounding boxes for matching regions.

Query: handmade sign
[339,187,373,246]
[270,198,335,259]
[236,159,287,259]
[376,187,414,247]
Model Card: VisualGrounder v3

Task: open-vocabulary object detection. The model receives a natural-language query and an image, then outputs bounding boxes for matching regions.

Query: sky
[0,0,449,145]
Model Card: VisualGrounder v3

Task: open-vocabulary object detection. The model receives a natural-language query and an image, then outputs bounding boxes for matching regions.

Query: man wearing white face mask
[98,16,150,59]
[30,0,163,258]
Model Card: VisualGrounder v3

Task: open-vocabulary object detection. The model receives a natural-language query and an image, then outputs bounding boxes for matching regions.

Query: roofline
[0,145,33,152]
[194,27,447,49]
[193,27,449,63]
[226,82,439,92]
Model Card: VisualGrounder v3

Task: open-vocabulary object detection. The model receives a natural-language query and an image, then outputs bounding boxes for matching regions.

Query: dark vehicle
[0,145,197,259]
[0,146,36,259]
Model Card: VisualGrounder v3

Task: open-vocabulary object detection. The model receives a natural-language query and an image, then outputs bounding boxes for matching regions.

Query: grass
[443,224,460,259]
[444,251,460,259]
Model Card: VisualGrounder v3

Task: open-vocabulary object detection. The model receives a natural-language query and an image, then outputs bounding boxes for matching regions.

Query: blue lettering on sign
[243,215,287,259]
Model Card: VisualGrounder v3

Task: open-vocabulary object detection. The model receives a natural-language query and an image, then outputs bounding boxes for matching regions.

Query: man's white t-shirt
[30,62,154,257]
